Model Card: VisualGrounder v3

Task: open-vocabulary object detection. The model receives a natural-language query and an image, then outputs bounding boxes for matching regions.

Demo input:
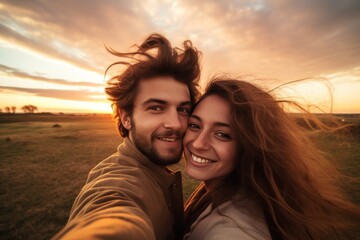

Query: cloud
[0,17,101,73]
[0,64,104,87]
[0,0,359,89]
[323,66,360,84]
[0,85,105,102]
[0,0,157,73]
[177,0,360,80]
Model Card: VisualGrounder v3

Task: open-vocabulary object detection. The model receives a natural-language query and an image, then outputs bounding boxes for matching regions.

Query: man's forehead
[135,77,191,104]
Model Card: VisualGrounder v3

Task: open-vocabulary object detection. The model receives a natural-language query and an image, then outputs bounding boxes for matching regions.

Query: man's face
[127,76,191,165]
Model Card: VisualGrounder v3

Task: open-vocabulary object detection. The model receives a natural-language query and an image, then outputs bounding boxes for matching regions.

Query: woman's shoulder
[217,196,269,231]
[184,195,271,240]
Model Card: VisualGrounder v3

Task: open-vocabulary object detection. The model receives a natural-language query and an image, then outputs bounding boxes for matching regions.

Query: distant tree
[5,106,10,113]
[21,105,29,113]
[0,108,2,113]
[21,105,38,113]
[29,105,38,113]
[11,106,16,114]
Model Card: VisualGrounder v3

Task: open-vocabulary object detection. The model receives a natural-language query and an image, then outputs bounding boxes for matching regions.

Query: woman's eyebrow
[189,114,201,121]
[214,122,231,128]
[190,114,231,128]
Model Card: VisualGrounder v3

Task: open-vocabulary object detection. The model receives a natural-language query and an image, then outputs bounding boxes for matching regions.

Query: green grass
[0,115,121,240]
[0,114,359,240]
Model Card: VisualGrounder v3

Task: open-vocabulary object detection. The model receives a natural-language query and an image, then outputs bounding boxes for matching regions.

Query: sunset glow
[1,0,359,113]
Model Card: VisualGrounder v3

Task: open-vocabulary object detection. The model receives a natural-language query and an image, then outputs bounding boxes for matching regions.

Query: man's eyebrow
[142,99,192,106]
[142,99,167,106]
[190,114,231,128]
[179,101,192,107]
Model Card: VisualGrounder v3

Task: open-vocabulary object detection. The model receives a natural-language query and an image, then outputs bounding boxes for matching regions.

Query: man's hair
[105,33,201,137]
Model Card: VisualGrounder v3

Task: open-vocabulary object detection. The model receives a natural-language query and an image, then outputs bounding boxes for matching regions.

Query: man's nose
[163,109,182,130]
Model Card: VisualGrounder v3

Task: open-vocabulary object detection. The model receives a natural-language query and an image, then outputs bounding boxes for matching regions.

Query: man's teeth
[192,154,213,164]
[160,137,177,142]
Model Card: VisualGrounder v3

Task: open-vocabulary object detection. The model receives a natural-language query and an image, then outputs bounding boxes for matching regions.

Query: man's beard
[130,122,183,166]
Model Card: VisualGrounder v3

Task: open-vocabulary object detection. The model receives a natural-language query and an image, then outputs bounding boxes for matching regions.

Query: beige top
[184,194,271,240]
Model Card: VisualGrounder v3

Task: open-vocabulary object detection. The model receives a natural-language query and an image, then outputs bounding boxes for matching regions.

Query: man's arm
[52,164,157,240]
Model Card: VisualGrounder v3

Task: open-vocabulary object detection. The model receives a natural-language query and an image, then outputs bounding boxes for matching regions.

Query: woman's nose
[191,132,210,150]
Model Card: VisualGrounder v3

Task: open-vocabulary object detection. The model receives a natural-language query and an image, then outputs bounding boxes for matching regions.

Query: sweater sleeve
[52,161,159,240]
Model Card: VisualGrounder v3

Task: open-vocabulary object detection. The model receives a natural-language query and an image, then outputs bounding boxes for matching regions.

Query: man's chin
[151,143,183,165]
[151,152,182,166]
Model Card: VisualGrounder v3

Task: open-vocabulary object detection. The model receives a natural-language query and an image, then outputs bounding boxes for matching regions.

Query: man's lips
[155,131,182,143]
[157,137,179,142]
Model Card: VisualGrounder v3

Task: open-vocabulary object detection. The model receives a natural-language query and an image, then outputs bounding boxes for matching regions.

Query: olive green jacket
[53,138,183,240]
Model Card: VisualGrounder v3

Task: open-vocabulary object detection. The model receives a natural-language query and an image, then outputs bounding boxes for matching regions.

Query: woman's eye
[216,132,231,140]
[188,123,200,129]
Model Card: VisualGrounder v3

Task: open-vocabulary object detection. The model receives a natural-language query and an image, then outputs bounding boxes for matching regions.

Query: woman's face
[184,94,238,186]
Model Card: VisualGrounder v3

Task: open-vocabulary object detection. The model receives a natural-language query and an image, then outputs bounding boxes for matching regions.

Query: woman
[183,78,360,240]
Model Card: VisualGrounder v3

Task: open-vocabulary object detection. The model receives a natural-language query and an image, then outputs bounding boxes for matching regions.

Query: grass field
[0,113,359,240]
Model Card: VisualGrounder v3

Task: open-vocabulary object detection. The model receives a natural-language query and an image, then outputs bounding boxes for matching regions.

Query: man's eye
[178,107,191,114]
[149,106,163,111]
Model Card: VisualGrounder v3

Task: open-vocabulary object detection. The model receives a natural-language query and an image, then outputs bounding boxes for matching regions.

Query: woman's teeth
[192,154,213,164]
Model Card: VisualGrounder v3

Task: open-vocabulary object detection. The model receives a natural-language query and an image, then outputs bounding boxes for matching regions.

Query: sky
[0,0,359,114]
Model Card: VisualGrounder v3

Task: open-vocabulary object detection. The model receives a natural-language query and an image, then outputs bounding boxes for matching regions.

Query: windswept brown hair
[105,33,201,137]
[202,78,360,239]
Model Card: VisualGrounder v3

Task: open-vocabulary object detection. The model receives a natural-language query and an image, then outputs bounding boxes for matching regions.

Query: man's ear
[119,109,131,130]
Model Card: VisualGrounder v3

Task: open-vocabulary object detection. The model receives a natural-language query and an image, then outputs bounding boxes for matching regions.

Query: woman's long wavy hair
[202,77,360,240]
[105,33,201,137]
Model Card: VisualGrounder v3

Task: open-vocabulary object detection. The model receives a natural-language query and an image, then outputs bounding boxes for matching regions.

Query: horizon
[1,1,360,113]
[1,108,360,116]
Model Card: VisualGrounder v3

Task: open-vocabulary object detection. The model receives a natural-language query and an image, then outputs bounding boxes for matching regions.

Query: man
[52,34,201,240]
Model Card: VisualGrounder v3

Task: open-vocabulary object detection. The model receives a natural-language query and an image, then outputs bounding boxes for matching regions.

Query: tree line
[0,105,38,114]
